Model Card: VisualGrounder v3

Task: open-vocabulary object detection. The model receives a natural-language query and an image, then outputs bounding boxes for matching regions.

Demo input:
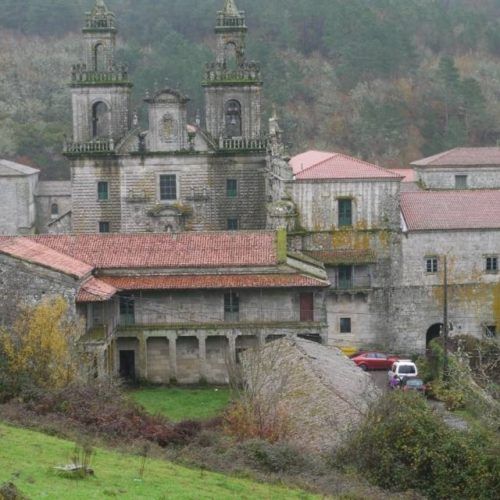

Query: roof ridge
[294,152,337,176]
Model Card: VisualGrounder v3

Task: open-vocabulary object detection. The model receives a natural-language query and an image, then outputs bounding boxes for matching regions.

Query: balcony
[328,265,372,293]
[63,139,115,156]
[71,64,130,86]
[218,137,268,152]
[204,62,261,85]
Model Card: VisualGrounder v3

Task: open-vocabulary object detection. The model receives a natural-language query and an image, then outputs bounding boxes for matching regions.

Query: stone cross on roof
[223,0,240,16]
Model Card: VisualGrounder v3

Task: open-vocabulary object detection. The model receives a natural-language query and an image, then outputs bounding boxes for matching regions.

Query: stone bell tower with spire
[204,0,262,144]
[69,0,132,145]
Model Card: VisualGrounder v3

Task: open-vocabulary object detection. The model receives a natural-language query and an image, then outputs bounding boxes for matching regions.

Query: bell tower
[70,0,132,144]
[203,0,262,143]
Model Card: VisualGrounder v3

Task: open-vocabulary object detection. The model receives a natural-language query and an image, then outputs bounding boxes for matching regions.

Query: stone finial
[223,0,240,16]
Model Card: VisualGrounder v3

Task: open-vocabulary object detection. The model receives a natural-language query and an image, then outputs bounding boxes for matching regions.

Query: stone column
[227,334,236,365]
[138,333,148,380]
[167,332,177,382]
[198,333,207,382]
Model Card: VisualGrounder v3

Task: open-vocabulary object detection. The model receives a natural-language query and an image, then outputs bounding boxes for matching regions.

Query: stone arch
[92,100,110,138]
[225,99,242,138]
[426,323,443,347]
[224,41,238,69]
[93,42,106,72]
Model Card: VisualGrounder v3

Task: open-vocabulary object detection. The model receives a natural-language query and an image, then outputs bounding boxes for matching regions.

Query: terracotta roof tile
[290,150,336,175]
[401,190,500,231]
[76,277,117,303]
[29,231,277,269]
[0,238,92,278]
[389,168,417,182]
[292,151,402,181]
[412,147,500,167]
[100,273,328,290]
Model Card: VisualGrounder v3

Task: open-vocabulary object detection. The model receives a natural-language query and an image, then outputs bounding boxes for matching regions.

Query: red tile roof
[389,168,417,182]
[100,273,328,291]
[401,190,500,231]
[290,151,336,175]
[76,277,117,303]
[29,231,278,269]
[412,147,500,167]
[0,238,92,278]
[291,151,402,181]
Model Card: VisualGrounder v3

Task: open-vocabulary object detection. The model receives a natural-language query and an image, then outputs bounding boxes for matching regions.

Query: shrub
[243,439,305,473]
[333,391,499,499]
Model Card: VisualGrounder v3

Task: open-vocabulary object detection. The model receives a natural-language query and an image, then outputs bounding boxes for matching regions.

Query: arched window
[224,42,238,70]
[93,43,106,72]
[92,101,110,138]
[51,203,59,217]
[225,100,242,138]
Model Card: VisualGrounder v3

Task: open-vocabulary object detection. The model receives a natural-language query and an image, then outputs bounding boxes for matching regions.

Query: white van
[388,360,418,381]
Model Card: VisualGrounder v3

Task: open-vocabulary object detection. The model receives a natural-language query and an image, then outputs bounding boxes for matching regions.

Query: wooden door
[300,293,314,322]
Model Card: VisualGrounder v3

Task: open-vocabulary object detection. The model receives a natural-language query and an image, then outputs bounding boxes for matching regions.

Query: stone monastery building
[0,0,499,382]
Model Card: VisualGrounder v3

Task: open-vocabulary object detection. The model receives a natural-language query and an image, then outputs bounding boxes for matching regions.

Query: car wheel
[359,364,368,371]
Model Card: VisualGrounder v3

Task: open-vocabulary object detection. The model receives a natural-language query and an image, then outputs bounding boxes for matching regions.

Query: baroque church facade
[64,0,282,235]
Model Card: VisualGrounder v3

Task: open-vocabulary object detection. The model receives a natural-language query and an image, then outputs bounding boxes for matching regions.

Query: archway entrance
[426,323,443,347]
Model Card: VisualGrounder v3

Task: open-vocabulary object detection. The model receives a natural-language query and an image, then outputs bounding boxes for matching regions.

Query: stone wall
[292,179,401,231]
[0,174,37,235]
[389,229,500,353]
[71,152,267,233]
[417,166,500,189]
[0,254,79,327]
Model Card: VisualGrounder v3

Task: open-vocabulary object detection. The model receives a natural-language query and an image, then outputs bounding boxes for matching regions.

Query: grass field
[0,423,317,499]
[129,387,231,421]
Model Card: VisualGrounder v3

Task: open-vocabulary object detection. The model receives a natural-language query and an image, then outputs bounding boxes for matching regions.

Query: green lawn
[130,387,231,421]
[0,423,317,499]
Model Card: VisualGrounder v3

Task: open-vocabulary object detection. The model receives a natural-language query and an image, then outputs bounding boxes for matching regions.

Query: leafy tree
[0,296,83,393]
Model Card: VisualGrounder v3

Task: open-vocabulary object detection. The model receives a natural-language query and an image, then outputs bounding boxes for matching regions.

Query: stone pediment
[144,88,190,105]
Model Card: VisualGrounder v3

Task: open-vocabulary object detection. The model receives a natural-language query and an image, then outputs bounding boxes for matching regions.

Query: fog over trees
[2,0,500,178]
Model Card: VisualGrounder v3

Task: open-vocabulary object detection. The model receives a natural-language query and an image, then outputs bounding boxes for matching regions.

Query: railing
[204,62,260,84]
[331,274,372,290]
[71,64,129,84]
[218,137,268,151]
[85,13,115,30]
[64,139,115,154]
[216,13,246,28]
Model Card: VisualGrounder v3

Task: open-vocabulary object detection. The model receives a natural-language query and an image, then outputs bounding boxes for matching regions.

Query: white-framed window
[486,256,498,273]
[426,257,438,274]
[159,174,178,201]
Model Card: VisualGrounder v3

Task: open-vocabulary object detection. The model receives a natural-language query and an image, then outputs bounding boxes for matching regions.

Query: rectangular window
[226,179,238,198]
[224,292,240,322]
[97,181,109,201]
[455,175,468,189]
[300,293,314,322]
[340,317,352,334]
[159,174,177,201]
[119,295,135,326]
[99,221,110,233]
[338,199,353,227]
[486,256,498,272]
[227,217,239,231]
[485,325,496,338]
[338,265,353,289]
[426,257,438,273]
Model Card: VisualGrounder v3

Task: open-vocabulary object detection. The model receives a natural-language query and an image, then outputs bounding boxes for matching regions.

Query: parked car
[351,352,399,371]
[388,360,418,381]
[401,377,426,393]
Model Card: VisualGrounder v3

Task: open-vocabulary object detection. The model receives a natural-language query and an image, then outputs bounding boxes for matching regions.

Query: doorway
[119,350,136,380]
[426,323,443,347]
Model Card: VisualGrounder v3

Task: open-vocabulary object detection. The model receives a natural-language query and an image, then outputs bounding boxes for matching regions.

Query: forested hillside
[2,0,500,178]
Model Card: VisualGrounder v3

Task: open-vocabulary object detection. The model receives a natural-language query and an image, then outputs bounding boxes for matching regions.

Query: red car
[351,352,399,371]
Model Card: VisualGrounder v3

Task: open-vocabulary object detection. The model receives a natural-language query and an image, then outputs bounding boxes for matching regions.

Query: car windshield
[399,365,416,374]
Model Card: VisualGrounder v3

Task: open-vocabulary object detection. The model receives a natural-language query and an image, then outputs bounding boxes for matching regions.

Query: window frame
[227,217,239,231]
[158,174,178,202]
[97,181,109,201]
[338,198,353,228]
[455,175,468,189]
[226,179,238,198]
[425,256,439,274]
[485,256,498,273]
[224,291,240,322]
[98,221,110,233]
[340,317,352,334]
